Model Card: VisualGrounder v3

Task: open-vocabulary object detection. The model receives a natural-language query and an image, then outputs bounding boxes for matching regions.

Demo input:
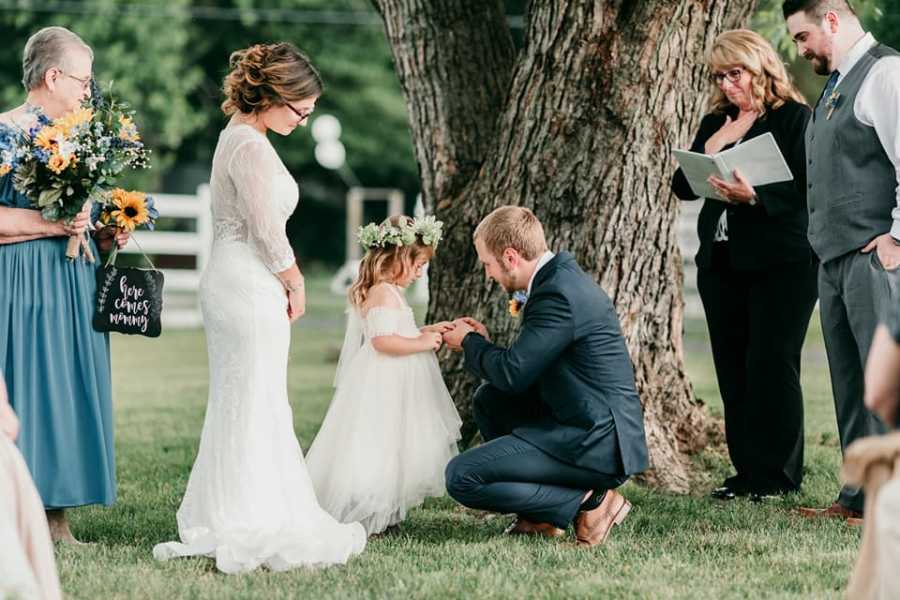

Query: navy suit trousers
[445,384,627,529]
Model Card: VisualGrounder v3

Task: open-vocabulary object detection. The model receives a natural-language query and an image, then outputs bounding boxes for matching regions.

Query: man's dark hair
[782,0,857,20]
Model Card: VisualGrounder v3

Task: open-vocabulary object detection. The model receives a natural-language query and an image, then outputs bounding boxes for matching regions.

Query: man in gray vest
[784,0,900,521]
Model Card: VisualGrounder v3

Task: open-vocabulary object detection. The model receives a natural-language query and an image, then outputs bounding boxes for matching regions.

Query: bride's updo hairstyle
[349,215,435,308]
[221,42,323,115]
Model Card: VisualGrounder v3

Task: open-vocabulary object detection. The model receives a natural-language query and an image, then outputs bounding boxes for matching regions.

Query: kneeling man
[443,206,649,546]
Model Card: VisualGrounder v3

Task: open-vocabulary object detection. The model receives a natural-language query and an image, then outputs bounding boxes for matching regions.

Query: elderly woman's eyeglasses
[58,70,92,92]
[284,103,314,121]
[711,68,745,86]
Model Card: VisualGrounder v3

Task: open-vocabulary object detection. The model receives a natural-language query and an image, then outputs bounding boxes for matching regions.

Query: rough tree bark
[372,0,757,491]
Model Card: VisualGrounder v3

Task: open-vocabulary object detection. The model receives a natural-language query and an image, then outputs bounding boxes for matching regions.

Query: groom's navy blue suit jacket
[462,252,649,476]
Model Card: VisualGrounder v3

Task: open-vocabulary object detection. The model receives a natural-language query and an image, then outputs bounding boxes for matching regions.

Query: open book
[672,132,794,200]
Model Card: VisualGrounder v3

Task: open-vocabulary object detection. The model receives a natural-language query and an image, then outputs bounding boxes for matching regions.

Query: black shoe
[748,485,798,503]
[711,486,737,500]
[710,477,751,501]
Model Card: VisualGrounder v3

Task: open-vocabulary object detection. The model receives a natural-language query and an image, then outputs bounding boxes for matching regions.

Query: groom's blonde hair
[474,206,548,261]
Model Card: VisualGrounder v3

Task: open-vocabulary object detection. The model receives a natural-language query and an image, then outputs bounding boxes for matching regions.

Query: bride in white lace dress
[153,43,366,573]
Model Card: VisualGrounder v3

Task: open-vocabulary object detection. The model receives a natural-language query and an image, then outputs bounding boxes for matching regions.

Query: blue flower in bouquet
[144,195,160,231]
[0,124,26,176]
[32,147,50,164]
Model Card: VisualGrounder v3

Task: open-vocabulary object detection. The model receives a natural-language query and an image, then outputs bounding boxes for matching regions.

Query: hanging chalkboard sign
[93,264,164,337]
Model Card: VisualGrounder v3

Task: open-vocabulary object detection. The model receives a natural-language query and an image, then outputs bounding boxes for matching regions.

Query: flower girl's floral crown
[357,216,444,250]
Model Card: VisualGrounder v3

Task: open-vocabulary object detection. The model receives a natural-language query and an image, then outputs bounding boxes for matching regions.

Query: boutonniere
[508,291,528,318]
[825,90,842,120]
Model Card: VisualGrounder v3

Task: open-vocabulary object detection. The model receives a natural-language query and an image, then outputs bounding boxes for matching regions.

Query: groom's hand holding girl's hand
[442,317,486,351]
[459,317,489,340]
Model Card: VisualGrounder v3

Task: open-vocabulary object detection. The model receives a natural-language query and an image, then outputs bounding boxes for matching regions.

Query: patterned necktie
[816,70,840,114]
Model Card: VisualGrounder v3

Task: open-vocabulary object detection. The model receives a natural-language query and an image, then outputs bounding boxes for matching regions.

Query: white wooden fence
[116,185,701,328]
[118,184,211,328]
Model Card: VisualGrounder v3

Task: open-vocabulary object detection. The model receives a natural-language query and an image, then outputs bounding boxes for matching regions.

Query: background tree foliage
[0,0,893,264]
[753,0,898,100]
[0,0,418,265]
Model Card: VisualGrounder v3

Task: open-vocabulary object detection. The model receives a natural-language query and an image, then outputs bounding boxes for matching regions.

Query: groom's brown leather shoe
[574,490,631,547]
[503,518,566,538]
[796,502,862,521]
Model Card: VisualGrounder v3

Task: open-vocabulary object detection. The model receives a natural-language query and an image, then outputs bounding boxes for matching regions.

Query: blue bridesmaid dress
[0,173,116,508]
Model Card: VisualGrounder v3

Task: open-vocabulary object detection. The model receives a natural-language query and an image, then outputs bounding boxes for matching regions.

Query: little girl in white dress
[307,215,462,535]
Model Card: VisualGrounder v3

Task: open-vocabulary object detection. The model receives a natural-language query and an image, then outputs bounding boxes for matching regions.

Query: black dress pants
[697,243,818,492]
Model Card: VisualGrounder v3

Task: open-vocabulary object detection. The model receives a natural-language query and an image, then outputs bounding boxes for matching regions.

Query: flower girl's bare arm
[371,332,442,356]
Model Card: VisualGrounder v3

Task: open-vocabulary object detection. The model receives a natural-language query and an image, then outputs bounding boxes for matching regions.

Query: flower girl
[307,215,462,535]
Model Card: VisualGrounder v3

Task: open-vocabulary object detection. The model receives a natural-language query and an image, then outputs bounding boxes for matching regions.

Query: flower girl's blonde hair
[349,215,436,307]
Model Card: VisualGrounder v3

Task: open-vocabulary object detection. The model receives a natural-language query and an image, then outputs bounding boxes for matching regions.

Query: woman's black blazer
[671,100,815,270]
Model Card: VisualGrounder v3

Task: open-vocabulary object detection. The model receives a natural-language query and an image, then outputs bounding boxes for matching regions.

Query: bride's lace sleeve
[228,139,296,273]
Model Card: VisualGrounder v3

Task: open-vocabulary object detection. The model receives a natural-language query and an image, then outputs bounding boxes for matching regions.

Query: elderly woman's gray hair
[22,26,93,91]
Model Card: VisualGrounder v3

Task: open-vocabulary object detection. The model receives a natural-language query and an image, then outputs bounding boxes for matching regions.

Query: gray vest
[805,43,900,263]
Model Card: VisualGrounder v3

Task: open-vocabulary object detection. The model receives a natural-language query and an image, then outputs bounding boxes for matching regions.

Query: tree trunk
[372,0,757,491]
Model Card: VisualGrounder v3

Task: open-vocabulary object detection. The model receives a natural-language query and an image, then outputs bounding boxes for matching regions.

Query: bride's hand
[287,288,305,323]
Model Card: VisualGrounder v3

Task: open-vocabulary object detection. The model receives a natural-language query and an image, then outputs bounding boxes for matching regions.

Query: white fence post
[330,186,406,296]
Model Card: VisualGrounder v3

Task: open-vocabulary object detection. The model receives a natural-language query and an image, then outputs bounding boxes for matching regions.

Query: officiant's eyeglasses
[284,102,314,121]
[711,68,745,86]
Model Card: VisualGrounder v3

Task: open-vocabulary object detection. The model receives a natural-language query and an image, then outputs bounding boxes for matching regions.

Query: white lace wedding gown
[152,123,366,573]
[306,284,462,534]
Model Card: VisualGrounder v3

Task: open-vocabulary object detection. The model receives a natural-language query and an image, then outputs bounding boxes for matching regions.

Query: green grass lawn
[56,274,860,599]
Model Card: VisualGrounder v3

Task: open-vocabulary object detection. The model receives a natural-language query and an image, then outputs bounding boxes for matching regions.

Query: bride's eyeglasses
[284,103,314,121]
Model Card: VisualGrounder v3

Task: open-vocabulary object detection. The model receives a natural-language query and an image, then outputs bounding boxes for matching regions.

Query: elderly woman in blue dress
[0,26,128,543]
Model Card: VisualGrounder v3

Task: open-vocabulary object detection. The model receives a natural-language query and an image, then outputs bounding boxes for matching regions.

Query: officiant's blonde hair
[474,206,548,261]
[708,29,806,115]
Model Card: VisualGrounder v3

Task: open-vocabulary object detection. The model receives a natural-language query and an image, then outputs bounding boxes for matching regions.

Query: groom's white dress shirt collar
[526,251,556,297]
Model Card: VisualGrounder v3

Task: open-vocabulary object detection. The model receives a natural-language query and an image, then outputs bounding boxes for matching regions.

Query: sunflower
[118,115,140,142]
[54,107,93,136]
[34,125,61,151]
[47,153,70,174]
[508,298,521,318]
[109,188,149,231]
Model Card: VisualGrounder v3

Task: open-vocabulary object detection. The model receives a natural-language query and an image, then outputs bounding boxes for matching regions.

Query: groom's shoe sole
[574,490,631,547]
[504,518,566,538]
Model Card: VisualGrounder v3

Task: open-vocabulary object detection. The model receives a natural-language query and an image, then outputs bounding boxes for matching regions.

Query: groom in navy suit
[442,206,649,546]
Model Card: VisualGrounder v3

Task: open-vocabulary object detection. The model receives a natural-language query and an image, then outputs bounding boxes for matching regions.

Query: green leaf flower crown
[357,215,444,250]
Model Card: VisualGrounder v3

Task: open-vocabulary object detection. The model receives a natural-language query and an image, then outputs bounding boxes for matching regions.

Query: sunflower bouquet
[0,85,150,260]
[97,188,158,232]
[95,188,158,267]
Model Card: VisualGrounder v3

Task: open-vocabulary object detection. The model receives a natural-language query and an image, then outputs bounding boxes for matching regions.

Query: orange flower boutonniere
[508,291,528,318]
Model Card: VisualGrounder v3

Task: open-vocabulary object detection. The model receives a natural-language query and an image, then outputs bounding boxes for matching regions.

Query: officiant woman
[0,27,126,543]
[671,29,817,501]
